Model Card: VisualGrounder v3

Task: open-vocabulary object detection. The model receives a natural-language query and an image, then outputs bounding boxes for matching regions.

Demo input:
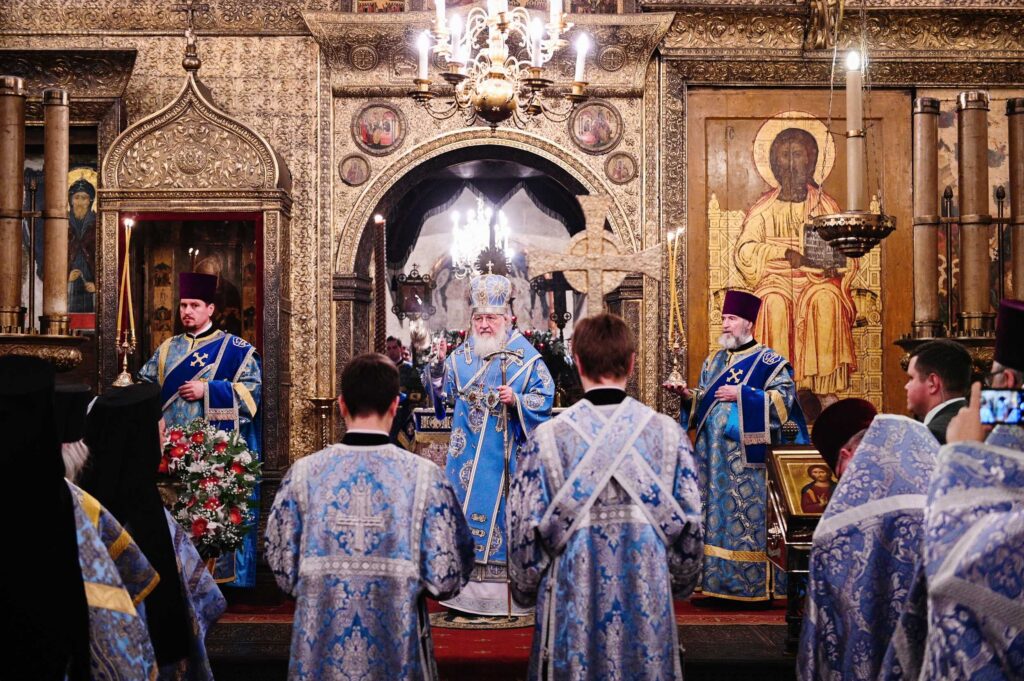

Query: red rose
[191,517,208,538]
[170,446,186,459]
[187,497,197,508]
[191,432,205,444]
[203,497,221,510]
[229,507,243,525]
[169,429,183,443]
[230,462,245,475]
[157,457,169,474]
[214,442,228,453]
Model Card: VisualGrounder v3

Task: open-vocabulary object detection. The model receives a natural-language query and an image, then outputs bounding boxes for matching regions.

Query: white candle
[549,0,562,26]
[845,50,866,211]
[574,33,589,82]
[497,0,508,14]
[486,0,496,16]
[417,31,431,80]
[434,0,445,28]
[449,14,463,62]
[530,17,544,66]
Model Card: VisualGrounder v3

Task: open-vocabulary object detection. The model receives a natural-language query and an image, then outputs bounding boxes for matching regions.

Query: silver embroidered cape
[265,443,474,680]
[509,397,703,681]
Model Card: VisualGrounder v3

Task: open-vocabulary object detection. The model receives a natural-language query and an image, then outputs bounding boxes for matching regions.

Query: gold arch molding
[335,128,638,273]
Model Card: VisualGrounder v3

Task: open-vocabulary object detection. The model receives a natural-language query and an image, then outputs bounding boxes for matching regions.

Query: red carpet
[218,596,784,680]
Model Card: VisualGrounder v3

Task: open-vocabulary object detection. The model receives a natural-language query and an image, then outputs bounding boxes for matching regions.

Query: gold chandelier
[410,0,589,129]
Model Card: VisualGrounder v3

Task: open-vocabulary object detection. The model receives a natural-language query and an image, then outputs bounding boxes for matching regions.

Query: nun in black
[80,383,191,667]
[0,356,90,680]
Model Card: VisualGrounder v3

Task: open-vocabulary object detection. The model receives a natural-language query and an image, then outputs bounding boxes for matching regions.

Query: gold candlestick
[113,217,137,387]
[308,396,337,449]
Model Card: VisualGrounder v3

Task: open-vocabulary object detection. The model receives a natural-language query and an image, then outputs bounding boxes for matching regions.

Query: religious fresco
[21,158,99,330]
[568,100,622,154]
[355,0,406,12]
[339,153,371,187]
[919,88,1024,323]
[605,151,637,185]
[352,103,406,155]
[694,102,896,416]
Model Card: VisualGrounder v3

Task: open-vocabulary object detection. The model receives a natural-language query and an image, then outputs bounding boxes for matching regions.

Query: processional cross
[528,195,663,317]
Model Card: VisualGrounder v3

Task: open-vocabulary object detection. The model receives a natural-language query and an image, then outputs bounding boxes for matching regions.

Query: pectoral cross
[190,352,209,367]
[336,477,384,552]
[727,367,744,384]
[528,195,663,316]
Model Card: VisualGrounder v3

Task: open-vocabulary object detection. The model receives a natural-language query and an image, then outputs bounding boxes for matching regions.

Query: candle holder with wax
[113,217,137,387]
[664,227,686,386]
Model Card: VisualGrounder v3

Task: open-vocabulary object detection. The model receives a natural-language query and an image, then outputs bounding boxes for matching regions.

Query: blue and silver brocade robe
[509,397,704,681]
[798,415,938,681]
[685,343,800,601]
[430,331,554,573]
[265,444,475,681]
[914,435,1024,680]
[158,509,226,681]
[139,329,262,587]
[69,482,159,681]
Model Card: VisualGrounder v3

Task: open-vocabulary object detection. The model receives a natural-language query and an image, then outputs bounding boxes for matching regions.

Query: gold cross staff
[528,195,663,317]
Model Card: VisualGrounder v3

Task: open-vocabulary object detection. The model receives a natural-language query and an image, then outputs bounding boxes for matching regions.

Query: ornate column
[912,97,942,337]
[1008,98,1024,299]
[957,90,994,335]
[41,88,70,336]
[0,76,25,332]
[605,273,644,400]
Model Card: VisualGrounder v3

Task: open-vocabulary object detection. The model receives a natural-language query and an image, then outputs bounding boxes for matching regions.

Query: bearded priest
[425,272,554,619]
[665,289,808,602]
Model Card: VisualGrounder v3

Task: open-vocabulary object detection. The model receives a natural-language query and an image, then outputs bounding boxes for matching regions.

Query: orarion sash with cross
[692,348,792,465]
[528,195,663,316]
[160,334,255,432]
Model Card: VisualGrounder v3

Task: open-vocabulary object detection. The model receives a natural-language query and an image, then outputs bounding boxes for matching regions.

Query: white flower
[244,474,255,482]
[239,452,252,465]
[214,429,229,441]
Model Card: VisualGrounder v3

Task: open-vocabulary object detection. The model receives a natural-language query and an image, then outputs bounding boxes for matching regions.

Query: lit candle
[574,33,589,82]
[549,0,562,26]
[845,50,866,211]
[434,0,445,28]
[530,17,544,67]
[486,0,496,16]
[497,0,508,14]
[417,31,431,80]
[449,14,463,62]
[667,229,677,347]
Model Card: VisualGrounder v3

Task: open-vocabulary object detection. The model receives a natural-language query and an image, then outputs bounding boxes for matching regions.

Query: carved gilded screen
[686,90,913,417]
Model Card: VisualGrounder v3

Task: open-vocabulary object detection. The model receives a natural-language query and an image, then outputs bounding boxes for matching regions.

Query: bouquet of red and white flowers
[161,418,261,558]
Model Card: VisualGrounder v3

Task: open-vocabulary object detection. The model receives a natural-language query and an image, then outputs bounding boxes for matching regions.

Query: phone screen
[979,389,1024,425]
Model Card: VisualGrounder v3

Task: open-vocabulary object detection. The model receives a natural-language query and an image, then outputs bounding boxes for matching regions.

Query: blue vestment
[798,415,938,681]
[427,330,553,613]
[139,329,262,587]
[685,343,806,600]
[69,482,159,681]
[509,397,703,680]
[915,438,1024,679]
[265,443,474,680]
[158,510,226,681]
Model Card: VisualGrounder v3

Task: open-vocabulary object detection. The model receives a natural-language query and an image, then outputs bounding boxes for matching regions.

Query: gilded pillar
[1008,98,1024,299]
[913,97,942,338]
[957,90,994,335]
[0,76,25,332]
[41,88,70,336]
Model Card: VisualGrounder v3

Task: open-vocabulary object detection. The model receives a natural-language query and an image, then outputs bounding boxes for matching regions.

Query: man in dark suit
[904,338,973,444]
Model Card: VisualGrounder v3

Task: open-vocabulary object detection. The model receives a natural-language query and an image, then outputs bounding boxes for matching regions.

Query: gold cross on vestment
[527,195,663,317]
[727,367,744,384]
[190,352,209,367]
[335,477,384,552]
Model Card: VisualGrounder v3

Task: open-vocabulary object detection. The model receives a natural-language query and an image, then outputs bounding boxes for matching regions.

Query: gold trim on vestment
[703,543,767,562]
[85,581,137,615]
[79,489,102,526]
[700,588,773,602]
[109,529,131,560]
[133,574,160,606]
[234,382,257,416]
[768,389,788,425]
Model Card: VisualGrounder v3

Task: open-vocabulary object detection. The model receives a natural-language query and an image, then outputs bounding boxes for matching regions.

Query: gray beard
[472,331,508,359]
[718,332,753,350]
